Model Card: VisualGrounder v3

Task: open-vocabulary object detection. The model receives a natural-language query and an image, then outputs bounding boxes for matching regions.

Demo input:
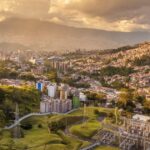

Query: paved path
[4,109,78,130]
[80,142,100,150]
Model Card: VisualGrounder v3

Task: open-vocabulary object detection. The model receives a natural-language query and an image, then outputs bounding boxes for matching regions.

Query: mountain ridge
[0,17,150,51]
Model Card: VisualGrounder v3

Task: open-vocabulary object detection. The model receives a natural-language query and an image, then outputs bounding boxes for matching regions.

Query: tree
[133,55,150,66]
[95,93,106,104]
[94,109,107,117]
[85,91,106,105]
[46,71,58,82]
[9,70,18,79]
[19,72,36,81]
[143,100,150,114]
[0,110,6,127]
[0,86,40,127]
[49,121,66,133]
[100,66,135,77]
[21,123,33,130]
[118,89,134,109]
[133,92,145,104]
[111,80,126,89]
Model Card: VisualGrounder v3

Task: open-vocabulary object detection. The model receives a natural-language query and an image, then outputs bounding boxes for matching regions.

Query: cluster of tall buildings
[40,96,72,113]
[48,56,71,73]
[36,81,81,113]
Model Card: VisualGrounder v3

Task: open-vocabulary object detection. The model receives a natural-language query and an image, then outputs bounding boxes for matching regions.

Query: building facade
[40,97,72,113]
[47,83,57,98]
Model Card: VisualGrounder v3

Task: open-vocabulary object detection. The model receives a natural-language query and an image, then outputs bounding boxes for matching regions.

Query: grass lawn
[94,146,120,150]
[0,114,90,150]
[0,129,90,150]
[69,107,115,139]
[69,119,102,139]
[70,107,114,118]
[0,127,63,149]
[0,107,116,150]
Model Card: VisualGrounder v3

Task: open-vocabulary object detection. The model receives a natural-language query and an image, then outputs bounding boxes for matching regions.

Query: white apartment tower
[47,83,57,98]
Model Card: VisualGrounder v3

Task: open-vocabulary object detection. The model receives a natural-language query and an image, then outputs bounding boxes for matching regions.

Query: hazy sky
[0,0,150,32]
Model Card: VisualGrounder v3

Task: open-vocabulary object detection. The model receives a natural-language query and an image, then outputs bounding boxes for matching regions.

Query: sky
[0,0,150,32]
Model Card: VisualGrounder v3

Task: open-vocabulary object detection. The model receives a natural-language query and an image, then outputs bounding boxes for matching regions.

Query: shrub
[21,123,32,130]
[38,124,43,128]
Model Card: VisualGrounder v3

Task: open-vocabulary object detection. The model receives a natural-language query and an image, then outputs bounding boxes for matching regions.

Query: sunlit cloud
[0,0,150,32]
[0,16,5,22]
[48,0,150,32]
[0,0,50,19]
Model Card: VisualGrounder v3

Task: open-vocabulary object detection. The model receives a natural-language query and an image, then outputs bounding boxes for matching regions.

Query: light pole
[82,101,86,127]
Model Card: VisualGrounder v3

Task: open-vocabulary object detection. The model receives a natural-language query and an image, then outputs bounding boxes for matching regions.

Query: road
[80,142,100,150]
[4,109,78,130]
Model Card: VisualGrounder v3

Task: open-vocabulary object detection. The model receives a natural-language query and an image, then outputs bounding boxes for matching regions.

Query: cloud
[49,0,150,31]
[0,0,150,32]
[65,0,150,21]
[0,0,50,19]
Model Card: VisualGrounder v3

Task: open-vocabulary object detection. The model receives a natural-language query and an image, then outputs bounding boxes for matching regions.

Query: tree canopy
[0,85,41,127]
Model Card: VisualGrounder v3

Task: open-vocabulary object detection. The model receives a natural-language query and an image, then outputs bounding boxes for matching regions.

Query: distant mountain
[0,18,150,51]
[0,42,29,51]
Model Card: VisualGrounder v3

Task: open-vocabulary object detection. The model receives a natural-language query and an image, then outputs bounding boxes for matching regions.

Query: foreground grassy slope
[70,119,102,138]
[0,107,116,150]
[0,114,90,150]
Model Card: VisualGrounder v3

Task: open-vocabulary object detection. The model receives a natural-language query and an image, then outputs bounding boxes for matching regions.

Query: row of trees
[46,70,59,83]
[0,61,19,79]
[82,88,150,114]
[62,76,90,89]
[84,91,106,106]
[48,116,84,133]
[100,66,135,76]
[0,67,19,79]
[0,66,37,81]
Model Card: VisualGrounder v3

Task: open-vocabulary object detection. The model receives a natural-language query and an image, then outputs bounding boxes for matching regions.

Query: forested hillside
[0,86,40,127]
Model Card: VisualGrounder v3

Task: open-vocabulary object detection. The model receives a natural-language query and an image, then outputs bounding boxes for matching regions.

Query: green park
[0,107,120,150]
